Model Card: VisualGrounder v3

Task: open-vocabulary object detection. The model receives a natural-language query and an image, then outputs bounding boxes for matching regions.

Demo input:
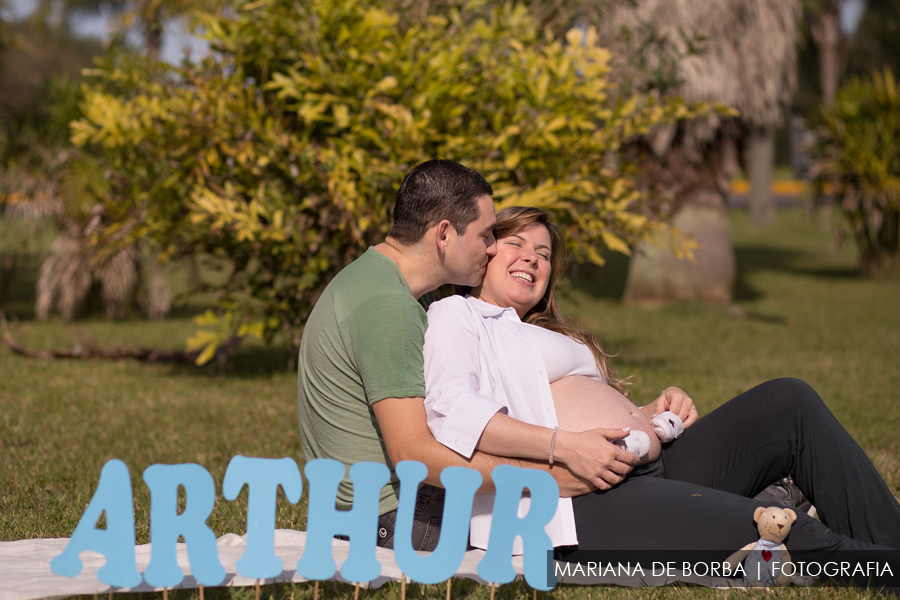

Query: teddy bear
[726,506,797,588]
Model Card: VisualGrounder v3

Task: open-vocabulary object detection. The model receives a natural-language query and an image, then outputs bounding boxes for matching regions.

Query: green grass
[1,208,899,599]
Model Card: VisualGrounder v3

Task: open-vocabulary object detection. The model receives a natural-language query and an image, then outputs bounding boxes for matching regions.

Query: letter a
[51,459,142,587]
[393,461,481,584]
[478,465,559,591]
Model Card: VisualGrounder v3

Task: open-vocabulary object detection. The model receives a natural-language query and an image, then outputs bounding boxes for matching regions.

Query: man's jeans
[376,484,446,552]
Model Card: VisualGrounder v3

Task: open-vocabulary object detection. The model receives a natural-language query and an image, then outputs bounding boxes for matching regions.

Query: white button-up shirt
[423,295,582,552]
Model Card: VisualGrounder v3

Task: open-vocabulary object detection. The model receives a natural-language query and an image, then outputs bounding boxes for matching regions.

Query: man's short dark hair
[388,159,494,245]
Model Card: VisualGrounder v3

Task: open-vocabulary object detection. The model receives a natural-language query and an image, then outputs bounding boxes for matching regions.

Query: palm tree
[598,0,801,303]
[806,0,848,104]
[0,12,170,320]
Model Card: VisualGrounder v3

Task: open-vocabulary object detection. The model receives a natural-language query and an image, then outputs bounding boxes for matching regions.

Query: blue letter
[51,459,141,587]
[478,465,559,591]
[393,461,480,584]
[296,459,389,582]
[223,455,303,579]
[142,464,225,587]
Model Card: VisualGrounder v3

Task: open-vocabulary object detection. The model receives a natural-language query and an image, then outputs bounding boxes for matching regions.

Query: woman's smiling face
[473,223,553,318]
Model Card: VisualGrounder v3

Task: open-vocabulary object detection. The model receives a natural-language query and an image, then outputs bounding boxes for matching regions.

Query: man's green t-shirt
[297,247,429,514]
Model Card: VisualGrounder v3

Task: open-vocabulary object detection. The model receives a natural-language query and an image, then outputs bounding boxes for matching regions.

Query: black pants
[560,379,900,576]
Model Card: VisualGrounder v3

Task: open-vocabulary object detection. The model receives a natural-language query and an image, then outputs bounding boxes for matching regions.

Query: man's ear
[435,219,453,254]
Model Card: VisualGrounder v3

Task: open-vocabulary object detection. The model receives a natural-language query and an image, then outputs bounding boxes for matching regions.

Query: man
[297,159,625,551]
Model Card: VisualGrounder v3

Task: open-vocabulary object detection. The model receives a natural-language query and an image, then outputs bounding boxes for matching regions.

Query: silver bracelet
[549,426,560,466]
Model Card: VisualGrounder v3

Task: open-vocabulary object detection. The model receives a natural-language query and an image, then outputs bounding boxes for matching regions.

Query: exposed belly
[551,375,661,464]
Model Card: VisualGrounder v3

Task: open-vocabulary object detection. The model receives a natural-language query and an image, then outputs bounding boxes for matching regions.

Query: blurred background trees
[1,0,899,362]
[603,0,802,304]
[812,68,900,276]
[67,0,713,362]
[0,0,173,320]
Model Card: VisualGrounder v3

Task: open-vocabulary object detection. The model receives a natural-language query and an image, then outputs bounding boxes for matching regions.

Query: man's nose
[486,233,497,256]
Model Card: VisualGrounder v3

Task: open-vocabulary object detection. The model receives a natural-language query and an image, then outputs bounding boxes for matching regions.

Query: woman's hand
[641,387,699,429]
[553,428,641,490]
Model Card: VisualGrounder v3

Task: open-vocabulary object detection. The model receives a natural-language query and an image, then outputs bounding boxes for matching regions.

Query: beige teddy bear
[726,506,797,588]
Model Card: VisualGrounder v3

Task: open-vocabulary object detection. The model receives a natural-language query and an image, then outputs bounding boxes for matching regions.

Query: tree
[0,1,10,64]
[812,68,900,276]
[795,0,900,115]
[807,0,848,105]
[71,0,714,363]
[603,0,801,303]
[844,0,900,82]
[0,12,170,320]
[0,11,104,312]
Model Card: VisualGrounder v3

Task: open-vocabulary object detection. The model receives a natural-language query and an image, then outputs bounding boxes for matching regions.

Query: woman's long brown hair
[483,206,628,395]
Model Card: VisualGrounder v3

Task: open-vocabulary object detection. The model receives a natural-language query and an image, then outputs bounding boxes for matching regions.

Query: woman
[423,207,900,568]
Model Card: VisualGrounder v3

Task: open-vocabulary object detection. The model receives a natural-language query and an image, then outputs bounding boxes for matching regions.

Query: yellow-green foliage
[814,67,900,276]
[72,0,711,362]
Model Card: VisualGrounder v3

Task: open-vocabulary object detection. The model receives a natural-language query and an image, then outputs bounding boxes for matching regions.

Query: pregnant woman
[422,206,900,567]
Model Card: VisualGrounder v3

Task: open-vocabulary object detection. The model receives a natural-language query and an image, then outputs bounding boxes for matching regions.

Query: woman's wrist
[551,429,575,465]
[548,426,560,465]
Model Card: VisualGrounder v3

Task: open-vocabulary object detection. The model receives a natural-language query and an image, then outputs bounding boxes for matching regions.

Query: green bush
[72,0,713,363]
[813,67,900,276]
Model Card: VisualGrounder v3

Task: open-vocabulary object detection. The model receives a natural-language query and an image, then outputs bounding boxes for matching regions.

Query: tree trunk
[145,10,163,63]
[811,1,843,104]
[747,126,776,224]
[623,187,735,305]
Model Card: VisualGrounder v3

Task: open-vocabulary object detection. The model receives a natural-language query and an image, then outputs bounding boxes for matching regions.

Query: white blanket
[0,530,762,599]
[0,530,504,600]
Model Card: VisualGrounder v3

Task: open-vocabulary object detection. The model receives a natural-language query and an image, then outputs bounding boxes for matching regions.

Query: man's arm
[374,395,631,494]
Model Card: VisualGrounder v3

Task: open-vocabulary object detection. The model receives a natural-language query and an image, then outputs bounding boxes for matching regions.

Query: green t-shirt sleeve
[342,294,427,404]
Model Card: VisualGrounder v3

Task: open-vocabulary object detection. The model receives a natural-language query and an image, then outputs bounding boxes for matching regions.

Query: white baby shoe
[612,430,652,459]
[651,411,684,443]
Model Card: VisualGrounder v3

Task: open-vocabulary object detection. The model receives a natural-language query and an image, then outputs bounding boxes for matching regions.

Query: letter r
[142,463,225,587]
[477,465,559,591]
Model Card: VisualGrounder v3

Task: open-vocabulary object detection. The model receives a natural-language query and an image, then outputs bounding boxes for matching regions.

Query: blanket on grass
[0,530,748,600]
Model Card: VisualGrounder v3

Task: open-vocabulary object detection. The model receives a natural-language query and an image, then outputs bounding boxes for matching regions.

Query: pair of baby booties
[612,411,684,458]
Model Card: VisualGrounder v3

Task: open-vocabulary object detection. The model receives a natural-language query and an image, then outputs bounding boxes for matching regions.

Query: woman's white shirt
[423,295,600,552]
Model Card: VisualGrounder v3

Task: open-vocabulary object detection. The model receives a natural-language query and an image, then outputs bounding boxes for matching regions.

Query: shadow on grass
[163,344,297,379]
[0,251,42,320]
[566,243,861,305]
[566,251,630,301]
[733,245,861,301]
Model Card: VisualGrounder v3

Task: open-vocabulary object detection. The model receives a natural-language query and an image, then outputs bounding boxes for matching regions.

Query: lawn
[1,207,899,599]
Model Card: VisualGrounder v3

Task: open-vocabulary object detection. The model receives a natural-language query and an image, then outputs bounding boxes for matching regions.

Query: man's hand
[372,396,598,497]
[641,387,699,429]
[553,428,640,491]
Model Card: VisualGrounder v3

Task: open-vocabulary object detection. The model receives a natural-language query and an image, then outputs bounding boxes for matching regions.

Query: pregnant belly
[551,375,661,463]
